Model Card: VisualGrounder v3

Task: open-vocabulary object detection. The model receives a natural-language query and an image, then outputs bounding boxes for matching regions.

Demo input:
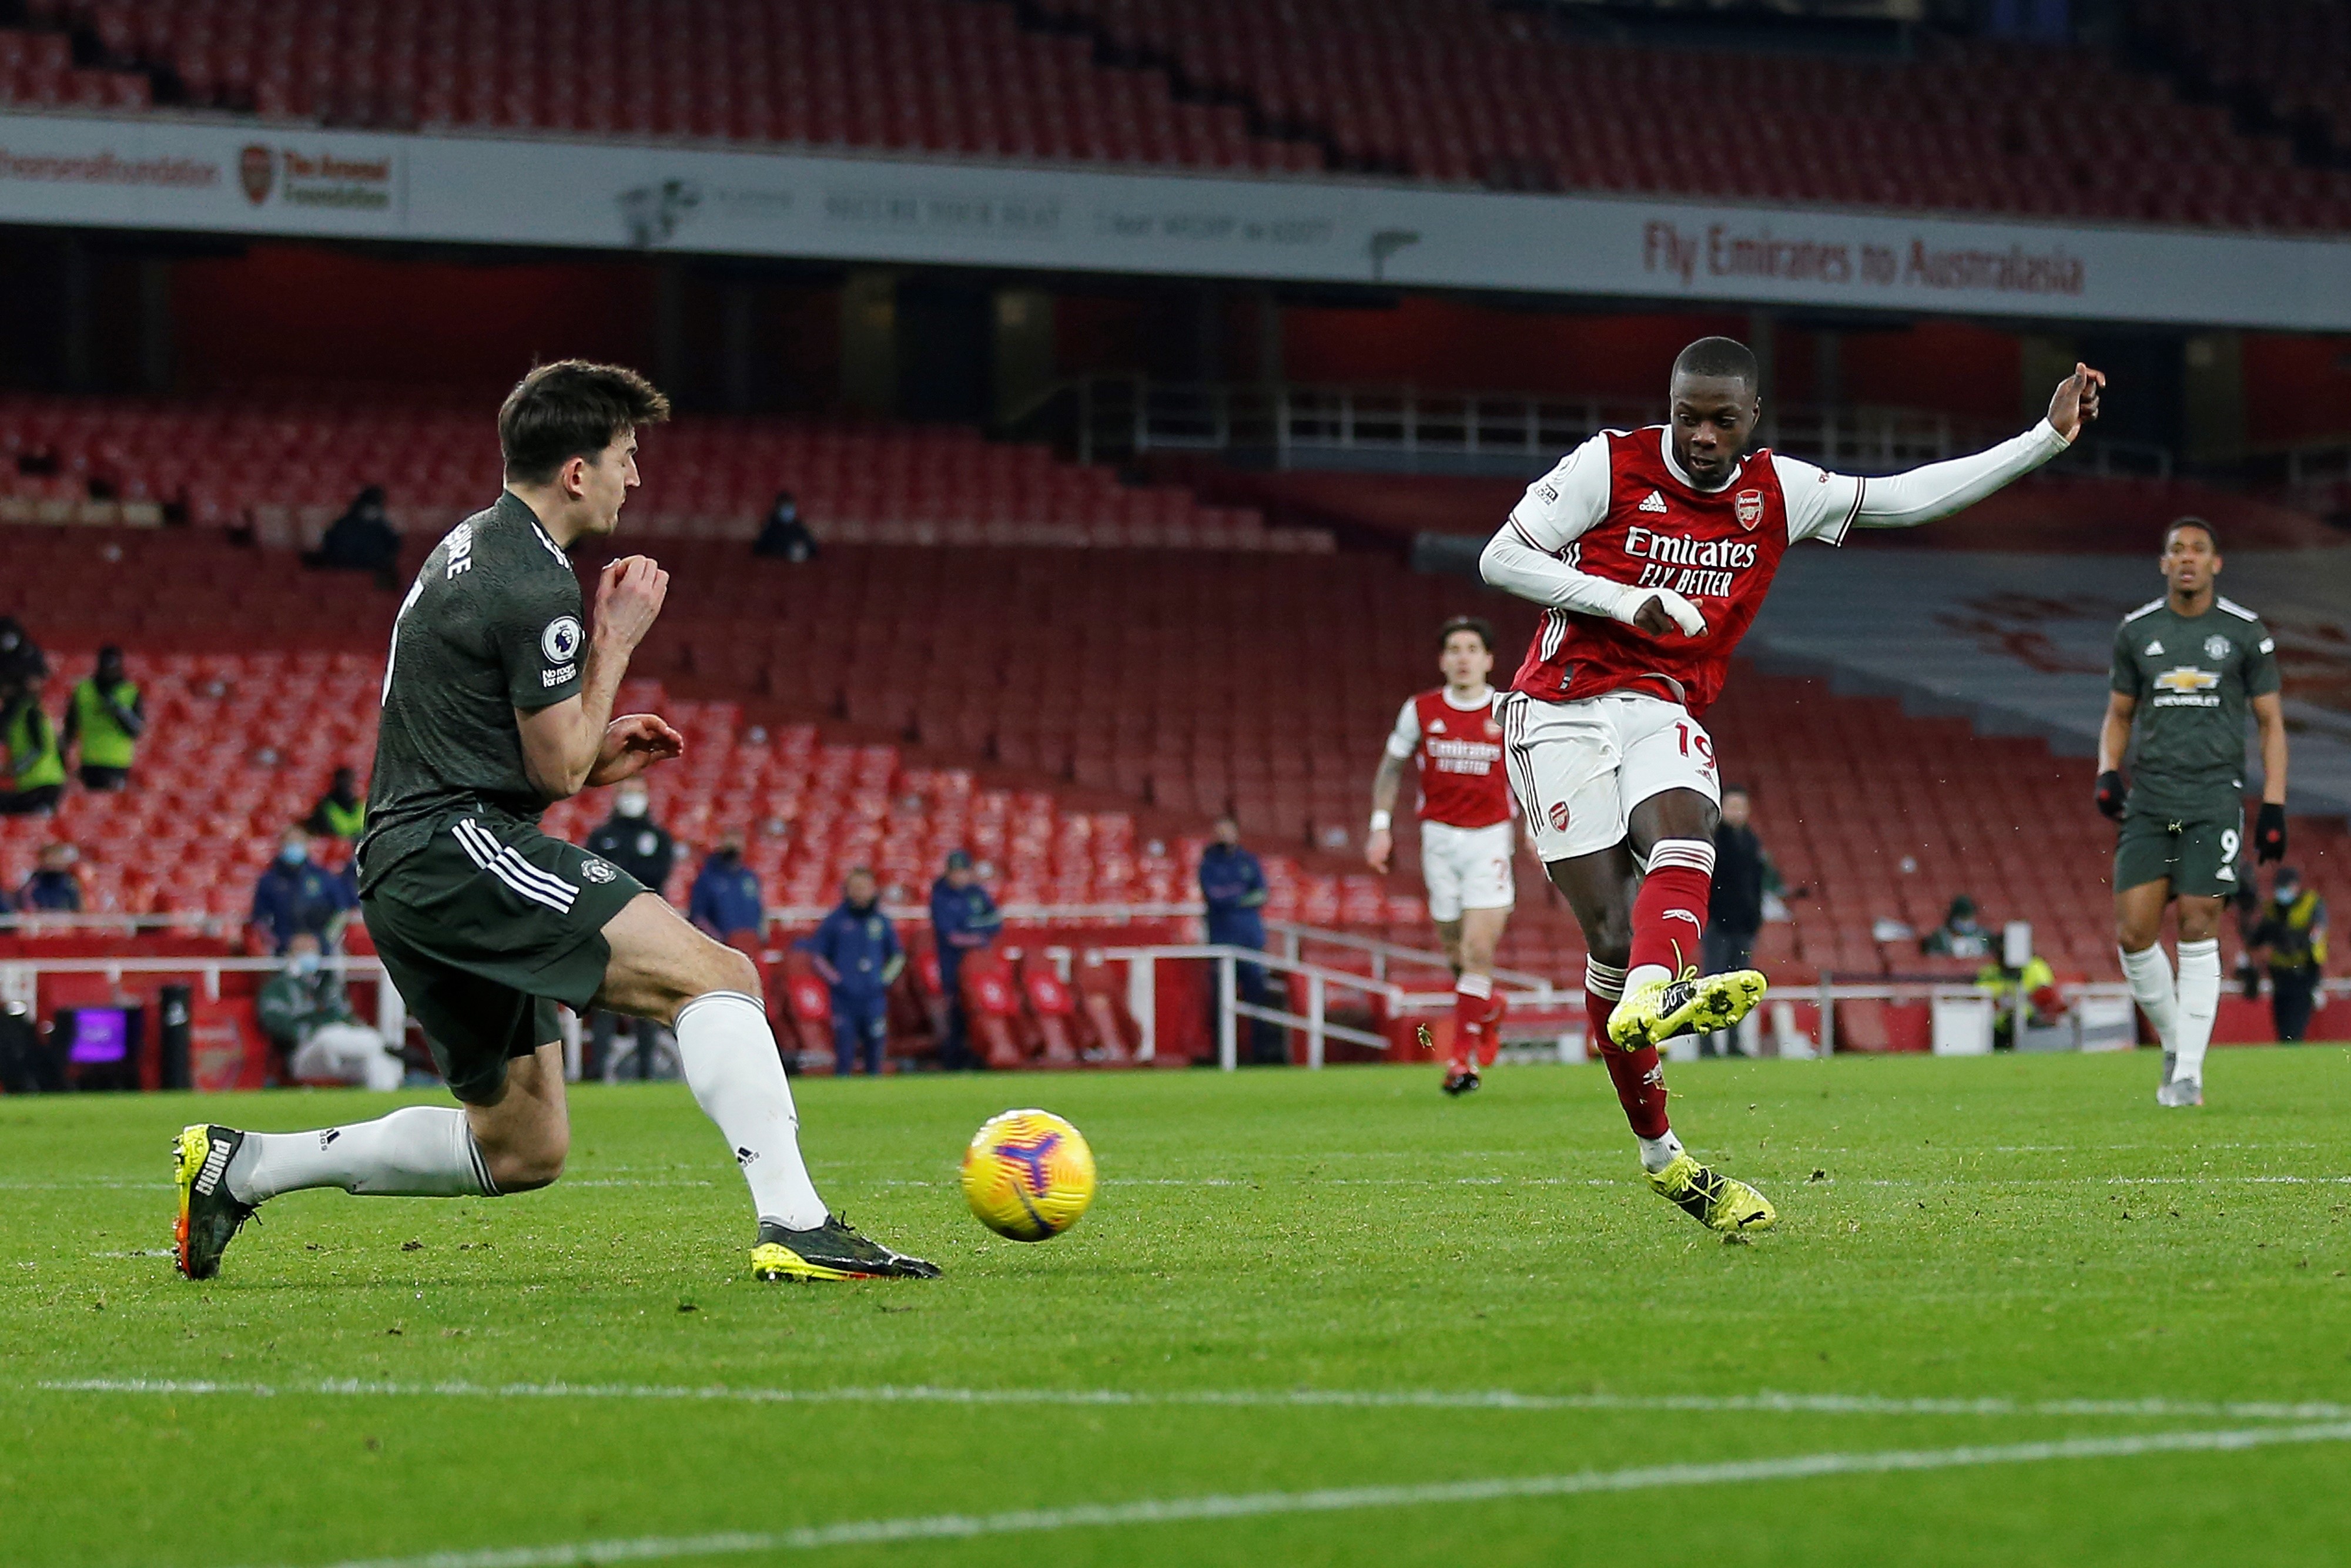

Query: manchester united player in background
[1366,615,1518,1097]
[1481,337,2103,1234]
[2098,518,2288,1108]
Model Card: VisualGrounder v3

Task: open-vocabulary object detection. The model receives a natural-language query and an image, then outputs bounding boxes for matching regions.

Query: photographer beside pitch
[173,360,936,1284]
[2098,517,2289,1107]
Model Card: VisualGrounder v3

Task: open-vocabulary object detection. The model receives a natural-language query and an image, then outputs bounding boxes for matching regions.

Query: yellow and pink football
[960,1109,1096,1242]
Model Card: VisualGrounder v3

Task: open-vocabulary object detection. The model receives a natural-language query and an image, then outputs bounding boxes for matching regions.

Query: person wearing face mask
[584,783,677,1079]
[259,932,404,1091]
[800,866,902,1077]
[689,831,765,949]
[249,828,356,956]
[62,645,143,791]
[303,766,369,842]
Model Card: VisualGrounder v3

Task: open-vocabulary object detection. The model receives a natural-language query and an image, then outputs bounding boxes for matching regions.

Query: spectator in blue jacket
[802,866,903,1076]
[689,832,765,947]
[19,840,83,913]
[929,849,1002,1071]
[250,827,355,955]
[1198,814,1281,1064]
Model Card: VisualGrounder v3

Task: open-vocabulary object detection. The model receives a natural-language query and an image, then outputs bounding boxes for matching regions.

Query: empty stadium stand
[0,393,1322,551]
[2,1,2345,233]
[1035,0,2351,230]
[2135,0,2351,162]
[1,519,2339,991]
[1746,542,2351,819]
[18,0,1319,171]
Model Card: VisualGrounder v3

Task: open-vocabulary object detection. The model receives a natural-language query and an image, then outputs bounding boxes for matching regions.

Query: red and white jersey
[1503,427,1861,717]
[1385,686,1513,829]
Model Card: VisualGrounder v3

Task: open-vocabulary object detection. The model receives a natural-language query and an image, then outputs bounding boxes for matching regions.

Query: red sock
[1587,957,1670,1139]
[1452,974,1493,1069]
[1629,839,1716,980]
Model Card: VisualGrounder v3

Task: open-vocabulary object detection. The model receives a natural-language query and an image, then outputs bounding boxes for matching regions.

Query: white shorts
[1420,819,1516,923]
[1500,691,1720,863]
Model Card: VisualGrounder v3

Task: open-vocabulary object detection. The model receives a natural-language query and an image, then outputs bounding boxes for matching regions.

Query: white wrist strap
[1368,810,1392,833]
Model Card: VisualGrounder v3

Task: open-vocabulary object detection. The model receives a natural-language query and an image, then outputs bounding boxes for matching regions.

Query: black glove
[2094,770,2127,822]
[2255,801,2287,863]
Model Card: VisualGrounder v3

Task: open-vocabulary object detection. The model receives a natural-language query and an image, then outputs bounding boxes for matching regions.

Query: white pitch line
[38,1377,2351,1425]
[246,1420,2351,1568]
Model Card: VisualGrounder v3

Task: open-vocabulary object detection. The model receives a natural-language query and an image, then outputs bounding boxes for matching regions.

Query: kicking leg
[595,892,936,1279]
[1550,838,1773,1236]
[1603,788,1766,1050]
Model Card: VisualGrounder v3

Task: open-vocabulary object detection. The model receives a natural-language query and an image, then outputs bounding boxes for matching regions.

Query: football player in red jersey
[1366,615,1519,1096]
[1481,336,2103,1233]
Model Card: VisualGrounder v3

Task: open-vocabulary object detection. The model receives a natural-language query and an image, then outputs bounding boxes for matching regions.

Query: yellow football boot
[1646,1152,1777,1235]
[1607,969,1767,1051]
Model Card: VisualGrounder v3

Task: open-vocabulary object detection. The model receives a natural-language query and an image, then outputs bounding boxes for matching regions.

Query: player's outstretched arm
[1833,363,2104,534]
[517,554,675,799]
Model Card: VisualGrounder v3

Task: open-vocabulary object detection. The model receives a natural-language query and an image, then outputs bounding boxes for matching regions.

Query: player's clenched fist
[1625,587,1707,640]
[2254,801,2287,863]
[594,553,669,650]
[1364,826,1394,875]
[2093,769,2127,822]
[2047,362,2105,443]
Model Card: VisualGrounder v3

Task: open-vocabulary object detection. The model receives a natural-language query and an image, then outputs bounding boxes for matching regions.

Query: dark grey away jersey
[2109,594,2279,819]
[359,492,585,890]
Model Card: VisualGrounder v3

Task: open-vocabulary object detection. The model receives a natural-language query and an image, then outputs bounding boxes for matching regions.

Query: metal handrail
[1265,917,1561,997]
[1067,374,2172,478]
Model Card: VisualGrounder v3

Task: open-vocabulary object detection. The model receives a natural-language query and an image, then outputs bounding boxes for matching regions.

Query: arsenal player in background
[1481,337,2104,1234]
[1365,615,1521,1097]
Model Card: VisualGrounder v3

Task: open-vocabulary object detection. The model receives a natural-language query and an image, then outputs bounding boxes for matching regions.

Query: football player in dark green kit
[174,361,935,1282]
[2098,518,2289,1107]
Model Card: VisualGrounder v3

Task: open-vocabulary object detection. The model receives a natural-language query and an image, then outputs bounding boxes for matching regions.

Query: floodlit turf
[9,1046,2351,1567]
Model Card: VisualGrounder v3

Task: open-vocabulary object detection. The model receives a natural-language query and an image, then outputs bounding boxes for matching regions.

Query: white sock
[226,1106,494,1204]
[1456,972,1493,1001]
[675,989,829,1231]
[1637,1130,1686,1174]
[1625,963,1672,996]
[2119,943,2179,1055]
[2175,939,2221,1084]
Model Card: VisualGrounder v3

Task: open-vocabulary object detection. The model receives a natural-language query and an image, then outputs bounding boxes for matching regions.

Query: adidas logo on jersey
[1637,490,1668,514]
[2145,639,2164,655]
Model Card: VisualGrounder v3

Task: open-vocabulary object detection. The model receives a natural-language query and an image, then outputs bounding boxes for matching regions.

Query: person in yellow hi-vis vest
[62,646,143,791]
[0,672,65,816]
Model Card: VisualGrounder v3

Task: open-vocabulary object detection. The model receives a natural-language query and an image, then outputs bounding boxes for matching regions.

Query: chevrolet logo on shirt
[2153,666,2219,693]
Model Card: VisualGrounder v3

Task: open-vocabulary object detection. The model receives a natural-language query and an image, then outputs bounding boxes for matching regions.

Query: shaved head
[1670,336,1759,392]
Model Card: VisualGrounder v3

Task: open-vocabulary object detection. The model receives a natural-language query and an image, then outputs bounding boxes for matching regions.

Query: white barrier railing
[2,934,2337,1079]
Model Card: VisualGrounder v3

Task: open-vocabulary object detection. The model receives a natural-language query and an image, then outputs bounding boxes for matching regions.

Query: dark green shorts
[360,812,648,1103]
[2114,805,2244,901]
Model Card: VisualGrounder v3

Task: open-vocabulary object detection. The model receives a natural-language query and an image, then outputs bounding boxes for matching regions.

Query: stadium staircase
[0,1,2346,232]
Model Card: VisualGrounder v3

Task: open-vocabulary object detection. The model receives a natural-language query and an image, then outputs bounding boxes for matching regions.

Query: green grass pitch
[9,1046,2351,1567]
